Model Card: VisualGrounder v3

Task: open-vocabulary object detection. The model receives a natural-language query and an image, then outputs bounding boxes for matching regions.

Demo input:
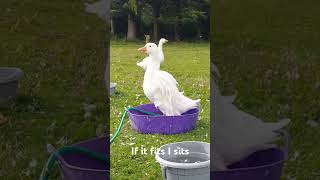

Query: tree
[141,0,164,41]
[151,0,163,41]
[111,0,209,41]
[158,0,208,40]
[111,0,124,36]
[174,0,182,41]
[159,0,182,41]
[111,0,126,37]
[126,0,138,40]
[112,0,138,40]
[178,0,208,39]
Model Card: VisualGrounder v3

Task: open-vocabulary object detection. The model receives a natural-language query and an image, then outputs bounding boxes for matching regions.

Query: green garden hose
[110,107,160,144]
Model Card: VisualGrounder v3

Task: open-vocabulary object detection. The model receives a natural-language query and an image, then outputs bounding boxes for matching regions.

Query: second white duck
[211,65,290,170]
[137,42,200,116]
[137,38,168,70]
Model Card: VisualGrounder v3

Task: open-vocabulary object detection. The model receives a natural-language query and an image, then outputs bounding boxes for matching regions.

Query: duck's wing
[150,71,179,110]
[137,56,151,70]
[156,71,178,96]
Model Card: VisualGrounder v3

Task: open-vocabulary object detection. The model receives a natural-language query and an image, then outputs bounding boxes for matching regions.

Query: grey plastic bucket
[156,141,210,180]
[110,82,116,95]
[0,67,23,107]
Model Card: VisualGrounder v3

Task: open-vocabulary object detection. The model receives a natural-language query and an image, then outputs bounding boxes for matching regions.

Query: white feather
[137,56,151,70]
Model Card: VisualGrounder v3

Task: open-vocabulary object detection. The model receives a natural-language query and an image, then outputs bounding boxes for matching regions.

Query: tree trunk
[197,26,201,40]
[151,0,161,42]
[110,18,114,37]
[105,0,110,93]
[174,0,182,41]
[153,17,159,42]
[173,23,180,41]
[127,14,136,40]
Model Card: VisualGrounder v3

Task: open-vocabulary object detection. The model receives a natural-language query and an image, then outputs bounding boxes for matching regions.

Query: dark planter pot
[0,68,23,107]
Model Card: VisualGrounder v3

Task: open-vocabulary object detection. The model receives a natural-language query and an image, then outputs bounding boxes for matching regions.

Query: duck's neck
[145,53,161,77]
[158,42,164,52]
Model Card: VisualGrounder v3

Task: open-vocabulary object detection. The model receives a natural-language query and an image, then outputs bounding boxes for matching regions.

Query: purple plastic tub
[128,104,199,134]
[57,137,109,180]
[211,130,289,180]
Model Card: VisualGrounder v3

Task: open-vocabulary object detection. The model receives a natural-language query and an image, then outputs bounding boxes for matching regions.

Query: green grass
[110,41,210,179]
[212,0,320,179]
[0,0,108,179]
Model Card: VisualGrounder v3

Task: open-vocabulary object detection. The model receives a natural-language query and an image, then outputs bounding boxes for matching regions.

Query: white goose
[137,42,200,116]
[137,38,168,70]
[211,65,290,170]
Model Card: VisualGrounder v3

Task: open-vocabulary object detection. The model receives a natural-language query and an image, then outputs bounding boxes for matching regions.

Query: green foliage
[112,0,137,17]
[111,0,126,17]
[158,0,178,24]
[111,0,210,40]
[140,4,153,25]
[127,0,138,15]
[180,7,206,24]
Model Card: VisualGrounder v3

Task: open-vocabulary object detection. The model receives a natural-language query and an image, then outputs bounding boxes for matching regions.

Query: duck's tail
[266,118,290,132]
[195,99,201,105]
[175,92,200,114]
[257,118,290,147]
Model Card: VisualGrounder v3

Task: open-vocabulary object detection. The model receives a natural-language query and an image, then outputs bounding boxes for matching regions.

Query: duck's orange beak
[138,46,147,53]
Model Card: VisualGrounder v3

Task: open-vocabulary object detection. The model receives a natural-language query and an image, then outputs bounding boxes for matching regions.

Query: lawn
[110,41,210,179]
[212,0,320,179]
[0,0,108,179]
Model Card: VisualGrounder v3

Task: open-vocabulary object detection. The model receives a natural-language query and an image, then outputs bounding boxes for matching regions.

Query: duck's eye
[149,45,151,47]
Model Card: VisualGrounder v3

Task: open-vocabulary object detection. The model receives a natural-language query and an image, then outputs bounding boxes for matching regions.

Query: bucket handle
[275,129,290,160]
[161,165,167,180]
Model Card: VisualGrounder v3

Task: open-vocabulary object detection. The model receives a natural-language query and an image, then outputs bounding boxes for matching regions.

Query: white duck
[137,38,168,70]
[138,42,200,116]
[211,64,290,170]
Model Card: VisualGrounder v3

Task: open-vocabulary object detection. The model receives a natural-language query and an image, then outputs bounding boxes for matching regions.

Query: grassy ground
[0,0,108,179]
[110,41,210,179]
[212,0,320,179]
